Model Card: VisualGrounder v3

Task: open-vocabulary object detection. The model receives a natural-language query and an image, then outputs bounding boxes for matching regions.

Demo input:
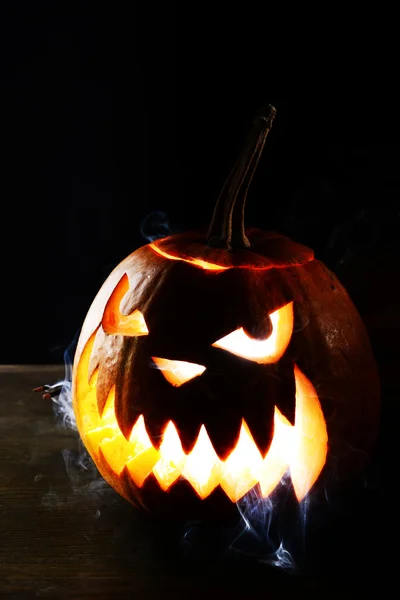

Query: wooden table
[0,364,392,598]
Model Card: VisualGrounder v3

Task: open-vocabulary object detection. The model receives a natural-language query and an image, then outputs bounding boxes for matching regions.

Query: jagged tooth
[115,402,142,441]
[173,418,202,454]
[143,414,171,451]
[96,375,110,418]
[113,374,143,441]
[204,415,242,461]
[243,402,275,458]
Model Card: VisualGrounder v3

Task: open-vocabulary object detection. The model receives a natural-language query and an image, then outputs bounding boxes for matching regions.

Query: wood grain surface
[0,361,393,599]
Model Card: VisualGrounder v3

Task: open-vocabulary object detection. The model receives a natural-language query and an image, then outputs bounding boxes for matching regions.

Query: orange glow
[149,243,228,271]
[152,422,186,490]
[73,334,328,503]
[289,365,329,501]
[102,274,149,336]
[152,357,206,386]
[212,302,294,363]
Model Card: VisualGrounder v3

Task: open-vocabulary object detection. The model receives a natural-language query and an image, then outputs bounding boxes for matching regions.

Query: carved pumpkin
[72,105,380,520]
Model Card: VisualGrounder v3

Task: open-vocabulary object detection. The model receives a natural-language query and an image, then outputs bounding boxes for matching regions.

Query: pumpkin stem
[207,104,276,251]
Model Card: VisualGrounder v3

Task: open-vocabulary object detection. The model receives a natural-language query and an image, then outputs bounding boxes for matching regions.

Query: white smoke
[140,210,171,242]
[40,340,114,510]
[231,477,299,572]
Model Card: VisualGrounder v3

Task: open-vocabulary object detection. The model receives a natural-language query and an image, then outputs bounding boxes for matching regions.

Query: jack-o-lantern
[72,105,380,521]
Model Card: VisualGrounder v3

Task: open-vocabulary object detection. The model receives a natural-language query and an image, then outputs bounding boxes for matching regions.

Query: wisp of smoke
[41,339,114,509]
[229,476,299,572]
[140,210,171,243]
[49,341,76,431]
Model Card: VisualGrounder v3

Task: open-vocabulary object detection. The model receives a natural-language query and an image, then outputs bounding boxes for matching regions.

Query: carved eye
[212,301,294,364]
[102,274,149,336]
[152,357,206,387]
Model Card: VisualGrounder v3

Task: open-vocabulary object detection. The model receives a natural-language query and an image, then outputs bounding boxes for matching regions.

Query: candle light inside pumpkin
[75,333,328,503]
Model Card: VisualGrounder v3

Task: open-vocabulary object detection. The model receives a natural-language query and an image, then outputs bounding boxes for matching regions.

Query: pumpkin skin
[72,105,380,521]
[72,228,380,520]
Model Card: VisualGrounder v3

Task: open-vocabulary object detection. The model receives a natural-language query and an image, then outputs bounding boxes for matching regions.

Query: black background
[1,1,399,591]
[2,2,400,366]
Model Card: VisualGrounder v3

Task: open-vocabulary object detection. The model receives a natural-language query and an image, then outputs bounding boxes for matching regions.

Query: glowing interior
[74,335,328,503]
[102,274,149,336]
[212,301,293,363]
[152,357,206,386]
[149,243,228,271]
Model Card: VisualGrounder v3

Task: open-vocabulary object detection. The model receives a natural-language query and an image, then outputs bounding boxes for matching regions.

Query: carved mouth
[73,334,328,503]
